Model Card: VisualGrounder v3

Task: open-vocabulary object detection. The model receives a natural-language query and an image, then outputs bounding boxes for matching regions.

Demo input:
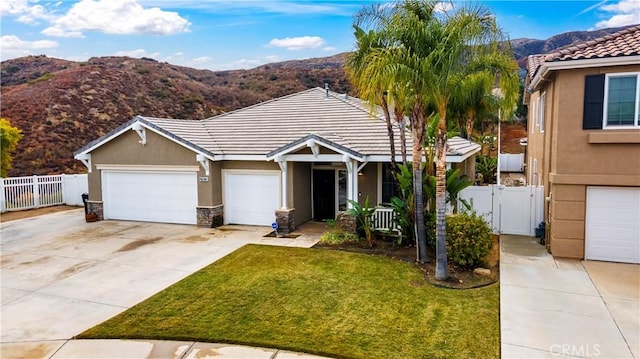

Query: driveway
[500,235,639,358]
[1,209,320,358]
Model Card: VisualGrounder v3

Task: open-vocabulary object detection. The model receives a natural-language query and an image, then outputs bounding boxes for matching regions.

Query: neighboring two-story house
[524,25,640,264]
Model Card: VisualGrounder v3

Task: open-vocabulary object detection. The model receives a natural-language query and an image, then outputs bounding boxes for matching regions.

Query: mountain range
[0,25,632,176]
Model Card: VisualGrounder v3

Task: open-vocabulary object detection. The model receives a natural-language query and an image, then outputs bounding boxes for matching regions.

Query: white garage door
[224,171,280,226]
[102,170,197,225]
[585,187,640,264]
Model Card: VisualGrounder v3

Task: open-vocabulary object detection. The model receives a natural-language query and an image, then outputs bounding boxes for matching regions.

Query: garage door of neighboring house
[223,170,280,226]
[102,169,198,225]
[585,187,640,264]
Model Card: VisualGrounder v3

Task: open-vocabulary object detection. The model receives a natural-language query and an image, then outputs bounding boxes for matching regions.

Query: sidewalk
[500,235,639,358]
[1,340,330,358]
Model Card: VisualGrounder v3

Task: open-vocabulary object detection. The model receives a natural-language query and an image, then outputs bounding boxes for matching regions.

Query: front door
[313,170,335,220]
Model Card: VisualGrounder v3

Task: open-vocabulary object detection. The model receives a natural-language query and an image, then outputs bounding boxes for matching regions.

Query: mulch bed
[314,234,500,289]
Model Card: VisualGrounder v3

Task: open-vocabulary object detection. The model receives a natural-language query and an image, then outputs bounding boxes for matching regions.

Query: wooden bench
[372,207,404,244]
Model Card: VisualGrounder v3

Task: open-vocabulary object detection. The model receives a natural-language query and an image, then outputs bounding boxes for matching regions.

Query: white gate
[1,174,88,212]
[459,185,544,236]
[499,153,524,172]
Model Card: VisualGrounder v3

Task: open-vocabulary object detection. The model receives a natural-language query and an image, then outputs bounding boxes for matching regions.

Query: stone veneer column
[337,211,357,233]
[197,205,224,228]
[275,208,296,235]
[86,201,104,220]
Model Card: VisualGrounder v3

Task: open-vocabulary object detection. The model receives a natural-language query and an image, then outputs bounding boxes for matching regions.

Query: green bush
[319,230,360,245]
[446,212,492,266]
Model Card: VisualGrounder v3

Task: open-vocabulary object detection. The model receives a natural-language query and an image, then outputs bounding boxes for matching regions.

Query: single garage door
[102,170,197,225]
[585,187,640,264]
[224,171,280,226]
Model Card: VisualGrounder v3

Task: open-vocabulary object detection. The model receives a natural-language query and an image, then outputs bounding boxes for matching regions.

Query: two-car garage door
[585,187,640,264]
[101,169,280,227]
[102,170,198,225]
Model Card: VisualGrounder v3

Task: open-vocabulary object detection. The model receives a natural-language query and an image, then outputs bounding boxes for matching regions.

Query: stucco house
[524,25,640,264]
[74,87,480,233]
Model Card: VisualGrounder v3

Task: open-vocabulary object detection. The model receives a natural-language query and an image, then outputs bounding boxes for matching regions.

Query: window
[381,163,400,204]
[604,73,640,128]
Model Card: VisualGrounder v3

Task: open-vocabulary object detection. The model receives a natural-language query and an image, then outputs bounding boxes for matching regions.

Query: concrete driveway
[500,235,639,359]
[1,209,319,358]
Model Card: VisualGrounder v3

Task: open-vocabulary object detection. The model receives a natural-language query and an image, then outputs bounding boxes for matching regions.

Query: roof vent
[325,83,329,98]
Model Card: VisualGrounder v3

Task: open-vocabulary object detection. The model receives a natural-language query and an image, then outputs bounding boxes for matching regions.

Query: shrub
[446,212,492,267]
[347,196,375,247]
[476,155,497,184]
[319,230,360,245]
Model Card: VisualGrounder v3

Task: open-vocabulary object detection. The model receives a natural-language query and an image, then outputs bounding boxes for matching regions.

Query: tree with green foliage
[0,118,22,177]
[347,0,519,279]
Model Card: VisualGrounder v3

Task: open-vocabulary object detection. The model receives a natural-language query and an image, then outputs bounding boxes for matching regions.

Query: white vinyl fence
[499,153,525,172]
[1,174,88,212]
[459,185,544,236]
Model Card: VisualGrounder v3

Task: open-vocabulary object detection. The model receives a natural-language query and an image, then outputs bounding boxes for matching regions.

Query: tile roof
[142,87,407,157]
[78,87,481,162]
[528,25,640,79]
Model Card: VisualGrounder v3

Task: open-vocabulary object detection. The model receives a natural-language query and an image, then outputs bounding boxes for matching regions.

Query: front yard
[79,245,499,359]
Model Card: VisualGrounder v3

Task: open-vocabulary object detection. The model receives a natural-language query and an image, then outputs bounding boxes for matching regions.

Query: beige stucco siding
[530,64,640,259]
[221,161,280,171]
[452,154,476,181]
[358,163,378,206]
[552,66,640,181]
[293,162,312,225]
[550,184,587,258]
[88,129,215,207]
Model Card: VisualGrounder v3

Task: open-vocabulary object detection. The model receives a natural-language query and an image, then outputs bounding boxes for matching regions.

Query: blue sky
[1,0,638,70]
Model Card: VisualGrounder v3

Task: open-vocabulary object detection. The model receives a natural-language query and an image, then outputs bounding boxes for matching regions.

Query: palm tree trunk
[395,108,408,165]
[435,108,449,280]
[411,106,428,263]
[380,94,397,173]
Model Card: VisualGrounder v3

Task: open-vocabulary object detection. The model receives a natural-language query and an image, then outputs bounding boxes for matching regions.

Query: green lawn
[78,245,499,359]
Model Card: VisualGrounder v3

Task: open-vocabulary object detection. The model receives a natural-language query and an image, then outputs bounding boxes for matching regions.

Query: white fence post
[33,175,40,208]
[0,178,5,213]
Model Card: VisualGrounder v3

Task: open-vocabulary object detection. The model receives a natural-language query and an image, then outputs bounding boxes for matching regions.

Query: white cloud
[0,34,59,60]
[323,46,337,52]
[596,0,640,28]
[0,0,54,24]
[114,48,160,58]
[267,36,325,50]
[189,56,213,66]
[265,55,281,62]
[42,0,191,37]
[41,27,84,38]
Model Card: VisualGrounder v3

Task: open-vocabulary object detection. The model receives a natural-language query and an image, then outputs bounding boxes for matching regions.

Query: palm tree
[414,3,518,280]
[345,26,399,173]
[348,1,518,274]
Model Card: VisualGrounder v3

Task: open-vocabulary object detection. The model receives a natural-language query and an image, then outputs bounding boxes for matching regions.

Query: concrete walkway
[500,235,639,358]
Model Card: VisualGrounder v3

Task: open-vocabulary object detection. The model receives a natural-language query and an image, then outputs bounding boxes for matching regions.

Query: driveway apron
[500,235,639,358]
